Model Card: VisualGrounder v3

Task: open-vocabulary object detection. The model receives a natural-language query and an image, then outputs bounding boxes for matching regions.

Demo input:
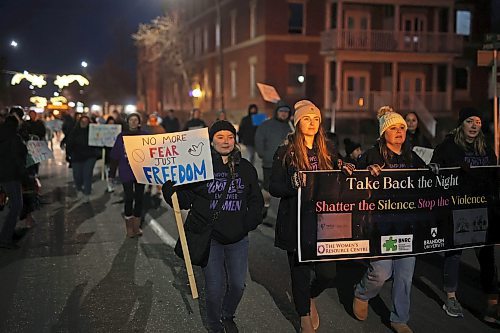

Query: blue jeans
[355,256,416,323]
[72,158,96,195]
[0,181,23,243]
[203,237,249,332]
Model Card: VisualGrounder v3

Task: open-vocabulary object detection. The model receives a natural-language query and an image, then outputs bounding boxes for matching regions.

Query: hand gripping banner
[297,166,500,262]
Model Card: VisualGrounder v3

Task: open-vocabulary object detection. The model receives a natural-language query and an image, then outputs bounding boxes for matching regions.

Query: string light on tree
[53,75,90,89]
[11,71,47,88]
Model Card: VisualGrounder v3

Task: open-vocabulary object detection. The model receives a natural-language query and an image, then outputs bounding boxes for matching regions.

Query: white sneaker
[83,195,91,203]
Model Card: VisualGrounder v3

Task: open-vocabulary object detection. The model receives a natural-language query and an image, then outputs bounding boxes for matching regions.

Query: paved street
[0,145,499,333]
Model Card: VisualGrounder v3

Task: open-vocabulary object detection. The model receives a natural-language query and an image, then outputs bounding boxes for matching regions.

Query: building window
[231,62,237,98]
[215,66,221,97]
[215,21,221,48]
[454,67,469,90]
[195,28,202,55]
[287,63,306,96]
[203,26,209,51]
[288,1,304,34]
[249,57,257,98]
[230,10,237,46]
[250,0,257,39]
[456,10,471,36]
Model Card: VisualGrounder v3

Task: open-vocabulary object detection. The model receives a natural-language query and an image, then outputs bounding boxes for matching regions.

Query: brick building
[136,0,494,145]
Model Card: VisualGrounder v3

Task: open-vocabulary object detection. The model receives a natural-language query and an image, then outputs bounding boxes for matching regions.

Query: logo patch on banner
[381,235,413,254]
[316,240,370,256]
[317,213,352,240]
[424,227,445,249]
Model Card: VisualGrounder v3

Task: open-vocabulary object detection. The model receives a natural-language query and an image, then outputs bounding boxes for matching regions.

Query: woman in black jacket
[431,107,499,323]
[0,116,27,249]
[270,100,346,333]
[66,115,98,202]
[162,120,263,333]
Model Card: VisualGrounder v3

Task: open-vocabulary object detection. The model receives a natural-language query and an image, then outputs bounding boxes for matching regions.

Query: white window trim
[249,56,258,98]
[230,62,238,98]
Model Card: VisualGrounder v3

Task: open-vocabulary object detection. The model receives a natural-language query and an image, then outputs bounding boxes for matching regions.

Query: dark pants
[262,167,272,192]
[203,237,249,333]
[0,181,23,243]
[122,181,145,217]
[72,158,96,195]
[443,247,498,295]
[288,251,337,316]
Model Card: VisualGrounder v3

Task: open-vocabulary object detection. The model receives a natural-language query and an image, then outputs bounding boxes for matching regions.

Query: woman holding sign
[162,120,263,333]
[110,113,147,238]
[352,106,426,333]
[431,107,499,323]
[270,100,349,333]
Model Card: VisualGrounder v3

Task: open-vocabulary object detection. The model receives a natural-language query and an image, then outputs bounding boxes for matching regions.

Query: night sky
[0,0,164,75]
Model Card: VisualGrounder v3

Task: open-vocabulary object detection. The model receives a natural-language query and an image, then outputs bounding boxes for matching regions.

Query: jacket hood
[274,100,291,120]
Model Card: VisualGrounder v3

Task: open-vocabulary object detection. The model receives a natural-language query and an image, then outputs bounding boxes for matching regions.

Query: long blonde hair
[452,123,486,155]
[283,124,333,170]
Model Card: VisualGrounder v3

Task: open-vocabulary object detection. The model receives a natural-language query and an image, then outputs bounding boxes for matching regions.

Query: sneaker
[83,195,91,203]
[390,322,413,333]
[353,297,368,321]
[222,317,238,333]
[442,297,464,318]
[483,304,500,324]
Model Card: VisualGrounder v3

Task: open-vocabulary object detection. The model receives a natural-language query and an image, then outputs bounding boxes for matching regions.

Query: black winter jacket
[0,123,27,182]
[238,113,257,146]
[431,135,496,167]
[165,149,264,245]
[66,126,99,162]
[270,142,341,251]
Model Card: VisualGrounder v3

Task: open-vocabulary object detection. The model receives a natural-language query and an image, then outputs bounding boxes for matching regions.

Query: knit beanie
[293,100,322,126]
[377,106,407,136]
[458,107,481,125]
[209,120,236,141]
[344,138,361,156]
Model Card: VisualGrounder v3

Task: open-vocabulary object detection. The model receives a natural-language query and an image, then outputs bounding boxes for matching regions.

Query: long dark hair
[282,124,333,170]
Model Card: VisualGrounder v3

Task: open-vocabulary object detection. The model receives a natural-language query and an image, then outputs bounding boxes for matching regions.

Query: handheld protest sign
[122,128,213,185]
[88,124,122,147]
[26,140,54,166]
[256,83,281,103]
[123,128,213,299]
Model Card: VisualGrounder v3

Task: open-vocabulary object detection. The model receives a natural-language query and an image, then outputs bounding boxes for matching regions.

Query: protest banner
[257,83,281,103]
[297,167,500,262]
[26,140,54,166]
[88,124,122,147]
[123,128,215,298]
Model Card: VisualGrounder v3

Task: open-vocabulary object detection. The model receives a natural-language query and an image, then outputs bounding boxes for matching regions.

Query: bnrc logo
[431,227,438,238]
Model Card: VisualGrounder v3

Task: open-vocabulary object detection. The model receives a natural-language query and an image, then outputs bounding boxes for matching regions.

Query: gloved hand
[291,172,306,189]
[367,164,383,177]
[342,162,355,176]
[428,163,440,175]
[161,180,177,199]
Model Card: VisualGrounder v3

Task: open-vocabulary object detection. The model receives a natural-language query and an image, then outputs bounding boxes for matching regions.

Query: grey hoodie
[254,101,293,168]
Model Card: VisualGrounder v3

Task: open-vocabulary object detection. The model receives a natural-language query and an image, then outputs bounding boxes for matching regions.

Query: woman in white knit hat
[269,100,352,332]
[352,106,426,333]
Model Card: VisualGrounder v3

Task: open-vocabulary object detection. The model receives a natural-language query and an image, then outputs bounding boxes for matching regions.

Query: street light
[10,40,18,48]
[81,61,88,68]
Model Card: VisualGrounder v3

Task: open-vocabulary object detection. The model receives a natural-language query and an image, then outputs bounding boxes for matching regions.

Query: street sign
[477,50,500,66]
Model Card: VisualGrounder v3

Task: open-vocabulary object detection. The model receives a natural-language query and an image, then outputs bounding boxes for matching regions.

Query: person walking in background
[405,111,432,148]
[431,107,499,323]
[352,106,426,333]
[343,138,363,165]
[65,115,99,203]
[162,120,263,333]
[216,110,227,121]
[110,113,147,238]
[145,113,165,135]
[183,108,207,131]
[0,116,27,249]
[238,104,259,165]
[104,116,117,193]
[161,109,180,133]
[270,100,349,333]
